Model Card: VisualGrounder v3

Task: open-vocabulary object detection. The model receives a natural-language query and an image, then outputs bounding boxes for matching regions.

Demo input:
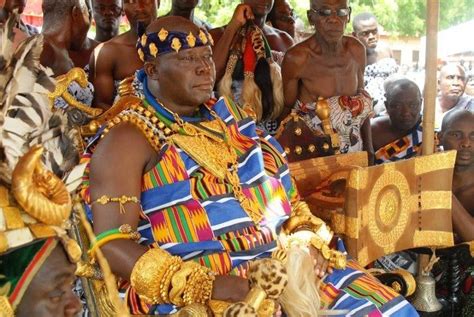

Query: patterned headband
[136,27,214,62]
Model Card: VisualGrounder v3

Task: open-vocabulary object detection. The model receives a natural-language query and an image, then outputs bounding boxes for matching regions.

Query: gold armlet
[130,248,214,305]
[88,224,141,260]
[92,195,141,214]
[283,216,333,245]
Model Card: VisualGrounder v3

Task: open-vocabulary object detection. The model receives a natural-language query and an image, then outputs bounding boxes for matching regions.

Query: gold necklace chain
[164,104,264,225]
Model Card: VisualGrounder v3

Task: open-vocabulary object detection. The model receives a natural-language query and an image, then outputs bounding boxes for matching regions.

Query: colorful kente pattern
[82,94,417,316]
[375,121,422,164]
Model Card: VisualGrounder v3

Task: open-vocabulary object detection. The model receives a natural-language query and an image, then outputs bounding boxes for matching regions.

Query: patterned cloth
[375,121,423,164]
[294,90,373,154]
[81,85,416,316]
[364,58,399,115]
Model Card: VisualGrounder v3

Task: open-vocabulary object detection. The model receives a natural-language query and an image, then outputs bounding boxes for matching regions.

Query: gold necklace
[165,105,263,225]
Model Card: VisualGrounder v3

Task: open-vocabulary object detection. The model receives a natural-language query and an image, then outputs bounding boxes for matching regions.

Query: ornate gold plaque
[344,151,456,266]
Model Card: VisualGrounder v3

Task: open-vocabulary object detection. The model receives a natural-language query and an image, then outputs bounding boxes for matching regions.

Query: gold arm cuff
[130,248,182,304]
[286,200,335,243]
[282,231,346,270]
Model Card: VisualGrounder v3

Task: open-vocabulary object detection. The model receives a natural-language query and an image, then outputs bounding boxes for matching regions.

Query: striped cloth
[375,121,422,164]
[82,92,417,316]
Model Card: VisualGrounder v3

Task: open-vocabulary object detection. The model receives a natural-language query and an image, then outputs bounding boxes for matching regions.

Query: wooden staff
[421,0,439,155]
[418,0,440,283]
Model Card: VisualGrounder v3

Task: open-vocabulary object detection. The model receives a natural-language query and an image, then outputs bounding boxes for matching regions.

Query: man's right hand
[211,275,250,302]
[229,4,255,29]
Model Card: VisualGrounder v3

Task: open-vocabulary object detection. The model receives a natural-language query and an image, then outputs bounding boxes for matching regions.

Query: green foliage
[156,0,474,37]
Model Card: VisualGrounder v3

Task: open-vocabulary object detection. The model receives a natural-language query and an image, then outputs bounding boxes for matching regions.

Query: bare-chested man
[92,0,123,42]
[90,0,158,109]
[211,0,294,81]
[352,12,398,115]
[282,0,373,160]
[440,110,474,242]
[163,0,211,30]
[352,12,392,66]
[40,0,98,76]
[371,77,422,164]
[267,0,296,39]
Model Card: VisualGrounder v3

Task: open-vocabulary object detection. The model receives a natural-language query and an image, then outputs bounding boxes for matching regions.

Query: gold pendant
[169,134,234,180]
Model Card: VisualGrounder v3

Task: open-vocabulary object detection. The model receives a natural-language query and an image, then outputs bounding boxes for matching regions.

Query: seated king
[81,16,418,316]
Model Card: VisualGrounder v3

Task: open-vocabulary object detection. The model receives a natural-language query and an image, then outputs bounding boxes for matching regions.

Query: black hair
[352,12,376,31]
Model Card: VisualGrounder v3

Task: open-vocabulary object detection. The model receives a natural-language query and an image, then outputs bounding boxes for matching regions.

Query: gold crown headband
[136,27,214,62]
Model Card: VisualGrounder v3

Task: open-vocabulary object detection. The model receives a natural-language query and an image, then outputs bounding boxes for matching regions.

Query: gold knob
[88,120,99,133]
[284,147,291,154]
[295,146,302,155]
[294,128,302,136]
[323,143,330,151]
[308,144,316,153]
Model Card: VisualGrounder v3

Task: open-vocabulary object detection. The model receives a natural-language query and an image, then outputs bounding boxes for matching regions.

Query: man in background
[435,63,474,130]
[92,0,122,42]
[353,12,398,115]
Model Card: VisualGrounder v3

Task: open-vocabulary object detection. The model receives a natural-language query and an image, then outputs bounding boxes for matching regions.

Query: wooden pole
[417,0,440,294]
[421,0,440,155]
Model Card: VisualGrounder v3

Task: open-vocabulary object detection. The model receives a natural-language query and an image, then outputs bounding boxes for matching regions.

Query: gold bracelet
[92,195,140,214]
[130,248,183,304]
[283,231,346,270]
[182,265,215,306]
[169,261,200,306]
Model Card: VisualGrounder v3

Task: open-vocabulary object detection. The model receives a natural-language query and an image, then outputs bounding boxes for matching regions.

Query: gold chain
[167,106,263,225]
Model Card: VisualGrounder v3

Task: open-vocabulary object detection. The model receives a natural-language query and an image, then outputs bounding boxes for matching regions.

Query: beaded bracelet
[88,224,141,259]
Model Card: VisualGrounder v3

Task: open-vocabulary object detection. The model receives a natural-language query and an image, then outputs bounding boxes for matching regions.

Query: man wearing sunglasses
[281,0,374,163]
[353,12,398,115]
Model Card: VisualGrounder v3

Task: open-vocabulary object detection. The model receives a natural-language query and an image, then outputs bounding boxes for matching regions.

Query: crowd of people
[1,0,473,316]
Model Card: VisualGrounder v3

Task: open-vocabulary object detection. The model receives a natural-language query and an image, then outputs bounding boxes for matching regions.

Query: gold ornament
[130,248,183,304]
[0,296,13,317]
[169,262,198,306]
[92,195,140,214]
[48,68,103,117]
[149,43,158,57]
[11,145,72,226]
[158,28,169,41]
[186,32,196,47]
[141,34,147,47]
[198,30,208,44]
[137,48,145,62]
[171,38,182,53]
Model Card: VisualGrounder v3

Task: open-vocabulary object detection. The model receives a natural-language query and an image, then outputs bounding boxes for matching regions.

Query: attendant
[267,0,296,39]
[352,12,398,115]
[92,0,123,43]
[439,110,474,242]
[213,2,289,133]
[40,0,99,76]
[90,0,158,109]
[281,0,374,162]
[371,77,423,164]
[435,63,474,130]
[211,0,294,80]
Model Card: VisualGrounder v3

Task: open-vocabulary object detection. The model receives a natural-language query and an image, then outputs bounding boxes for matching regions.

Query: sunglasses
[310,7,351,18]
